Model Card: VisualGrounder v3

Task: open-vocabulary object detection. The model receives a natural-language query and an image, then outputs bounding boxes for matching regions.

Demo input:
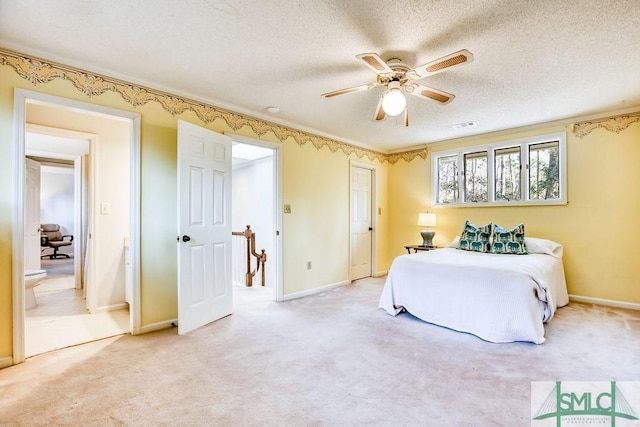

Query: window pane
[437,155,458,203]
[529,141,560,200]
[464,151,488,202]
[494,146,520,201]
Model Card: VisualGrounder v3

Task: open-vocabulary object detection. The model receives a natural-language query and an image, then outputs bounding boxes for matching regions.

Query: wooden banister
[231,225,267,287]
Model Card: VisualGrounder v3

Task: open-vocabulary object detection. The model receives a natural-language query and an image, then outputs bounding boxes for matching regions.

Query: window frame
[431,132,567,207]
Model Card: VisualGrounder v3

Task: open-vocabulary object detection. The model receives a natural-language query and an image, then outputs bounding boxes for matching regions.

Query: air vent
[449,121,476,129]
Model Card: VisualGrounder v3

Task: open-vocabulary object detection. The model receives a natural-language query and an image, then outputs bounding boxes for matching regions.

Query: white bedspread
[379,248,569,344]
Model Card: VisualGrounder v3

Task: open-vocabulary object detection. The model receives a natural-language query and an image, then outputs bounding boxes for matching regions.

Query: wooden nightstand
[404,245,441,254]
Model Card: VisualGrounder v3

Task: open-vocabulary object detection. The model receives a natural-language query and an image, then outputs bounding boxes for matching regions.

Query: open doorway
[12,89,141,363]
[230,136,283,308]
[24,130,128,357]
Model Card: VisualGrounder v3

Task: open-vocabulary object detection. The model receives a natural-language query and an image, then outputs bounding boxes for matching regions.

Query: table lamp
[417,212,437,248]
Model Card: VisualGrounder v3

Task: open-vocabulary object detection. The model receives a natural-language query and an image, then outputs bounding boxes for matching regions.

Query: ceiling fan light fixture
[381,86,406,116]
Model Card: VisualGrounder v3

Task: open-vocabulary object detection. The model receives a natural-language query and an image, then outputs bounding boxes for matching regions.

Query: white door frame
[25,124,93,290]
[349,160,378,280]
[12,89,142,364]
[225,133,284,302]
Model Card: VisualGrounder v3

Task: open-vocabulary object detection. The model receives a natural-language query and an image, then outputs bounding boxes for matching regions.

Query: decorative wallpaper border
[0,48,427,164]
[573,112,640,138]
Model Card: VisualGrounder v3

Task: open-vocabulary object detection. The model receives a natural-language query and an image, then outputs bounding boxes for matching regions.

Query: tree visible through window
[529,141,560,200]
[437,155,457,203]
[495,146,520,201]
[431,132,566,206]
[464,151,488,202]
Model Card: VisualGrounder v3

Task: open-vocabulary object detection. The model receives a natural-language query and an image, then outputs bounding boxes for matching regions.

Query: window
[528,141,560,200]
[432,132,566,206]
[436,155,458,203]
[494,146,520,202]
[464,151,488,202]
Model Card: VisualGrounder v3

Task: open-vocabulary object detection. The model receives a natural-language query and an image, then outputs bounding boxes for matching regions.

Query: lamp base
[420,229,435,248]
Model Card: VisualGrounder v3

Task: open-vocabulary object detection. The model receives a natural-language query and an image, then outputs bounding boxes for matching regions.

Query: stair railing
[231,225,267,287]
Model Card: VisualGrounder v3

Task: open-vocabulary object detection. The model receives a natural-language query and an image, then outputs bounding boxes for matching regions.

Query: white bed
[379,241,569,344]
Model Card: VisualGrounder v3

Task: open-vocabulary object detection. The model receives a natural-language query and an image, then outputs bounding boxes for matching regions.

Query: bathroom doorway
[13,89,141,363]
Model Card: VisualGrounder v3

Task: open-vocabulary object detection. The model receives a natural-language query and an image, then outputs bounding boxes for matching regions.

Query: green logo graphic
[532,381,639,426]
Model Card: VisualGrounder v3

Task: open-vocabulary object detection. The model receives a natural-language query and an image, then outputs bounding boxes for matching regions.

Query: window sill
[433,199,568,208]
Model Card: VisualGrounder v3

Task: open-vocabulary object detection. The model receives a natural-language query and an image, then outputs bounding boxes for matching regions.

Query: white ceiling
[2,0,639,152]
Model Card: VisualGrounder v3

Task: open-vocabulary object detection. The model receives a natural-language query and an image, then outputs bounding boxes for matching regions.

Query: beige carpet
[1,277,639,426]
[40,255,74,278]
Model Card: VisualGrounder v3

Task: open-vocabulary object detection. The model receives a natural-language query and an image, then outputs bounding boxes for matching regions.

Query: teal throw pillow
[457,220,492,253]
[490,223,528,255]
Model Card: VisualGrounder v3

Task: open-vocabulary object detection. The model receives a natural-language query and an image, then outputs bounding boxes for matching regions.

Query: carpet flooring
[1,277,639,426]
[40,256,74,278]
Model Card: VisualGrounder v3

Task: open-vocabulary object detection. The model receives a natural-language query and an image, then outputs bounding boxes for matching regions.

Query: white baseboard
[89,302,129,314]
[374,270,388,277]
[0,355,14,369]
[283,280,351,301]
[569,294,640,311]
[139,319,177,334]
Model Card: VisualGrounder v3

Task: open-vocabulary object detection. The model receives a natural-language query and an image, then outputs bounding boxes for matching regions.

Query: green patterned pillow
[490,223,528,255]
[457,220,492,253]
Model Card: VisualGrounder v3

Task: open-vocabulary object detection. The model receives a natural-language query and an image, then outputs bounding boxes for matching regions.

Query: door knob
[369,227,373,231]
[182,235,191,242]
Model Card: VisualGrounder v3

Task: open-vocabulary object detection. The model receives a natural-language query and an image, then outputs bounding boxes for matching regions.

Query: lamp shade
[381,81,406,116]
[381,89,406,116]
[417,212,437,227]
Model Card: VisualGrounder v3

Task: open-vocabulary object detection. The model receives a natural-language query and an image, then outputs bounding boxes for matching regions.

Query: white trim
[12,88,142,366]
[282,280,351,301]
[431,131,567,207]
[12,89,28,365]
[88,302,129,313]
[374,270,388,277]
[129,115,142,334]
[569,295,640,311]
[138,319,178,334]
[224,133,284,302]
[349,160,379,281]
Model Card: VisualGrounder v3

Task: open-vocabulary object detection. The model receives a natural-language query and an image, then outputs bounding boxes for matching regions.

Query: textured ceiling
[1,0,639,152]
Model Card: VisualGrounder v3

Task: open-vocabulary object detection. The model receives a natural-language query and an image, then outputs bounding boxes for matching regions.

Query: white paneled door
[350,166,372,280]
[177,120,232,335]
[25,157,42,271]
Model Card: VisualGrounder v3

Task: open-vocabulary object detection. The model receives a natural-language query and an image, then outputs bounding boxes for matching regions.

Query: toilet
[25,269,47,309]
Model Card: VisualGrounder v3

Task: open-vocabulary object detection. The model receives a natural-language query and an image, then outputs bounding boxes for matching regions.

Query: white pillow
[524,237,563,258]
[448,236,460,248]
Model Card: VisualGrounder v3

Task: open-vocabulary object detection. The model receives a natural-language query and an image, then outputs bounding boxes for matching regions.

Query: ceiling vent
[449,121,476,129]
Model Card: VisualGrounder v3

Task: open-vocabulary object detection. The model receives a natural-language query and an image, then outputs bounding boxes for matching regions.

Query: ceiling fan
[321,49,474,127]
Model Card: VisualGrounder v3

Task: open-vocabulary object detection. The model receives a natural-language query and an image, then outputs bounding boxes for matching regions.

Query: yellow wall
[0,56,389,362]
[1,50,638,366]
[388,123,640,304]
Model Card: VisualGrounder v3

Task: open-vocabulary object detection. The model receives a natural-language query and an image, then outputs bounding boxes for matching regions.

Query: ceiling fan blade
[356,53,393,75]
[321,82,378,98]
[405,83,455,105]
[404,108,409,127]
[408,49,474,79]
[373,95,386,121]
